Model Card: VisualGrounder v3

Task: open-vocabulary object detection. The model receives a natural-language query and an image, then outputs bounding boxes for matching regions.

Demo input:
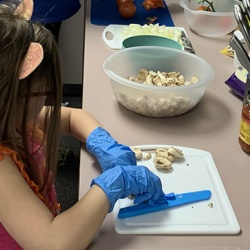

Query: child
[0,0,166,249]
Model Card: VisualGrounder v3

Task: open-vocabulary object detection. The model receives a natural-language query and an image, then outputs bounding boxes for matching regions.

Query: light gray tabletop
[79,0,249,249]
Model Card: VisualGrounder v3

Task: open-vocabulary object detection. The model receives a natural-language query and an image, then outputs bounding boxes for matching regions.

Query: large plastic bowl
[180,0,237,37]
[103,47,215,117]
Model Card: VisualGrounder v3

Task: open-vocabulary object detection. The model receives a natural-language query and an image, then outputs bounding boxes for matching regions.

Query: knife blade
[181,31,195,54]
[118,190,211,219]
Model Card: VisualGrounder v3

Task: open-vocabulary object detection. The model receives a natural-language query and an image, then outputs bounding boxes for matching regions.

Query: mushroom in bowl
[103,46,215,118]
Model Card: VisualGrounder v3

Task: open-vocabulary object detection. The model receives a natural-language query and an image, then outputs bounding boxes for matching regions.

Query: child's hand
[91,165,166,212]
[86,127,136,172]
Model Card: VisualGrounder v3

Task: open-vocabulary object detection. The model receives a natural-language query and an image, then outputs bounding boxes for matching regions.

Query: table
[79,0,250,248]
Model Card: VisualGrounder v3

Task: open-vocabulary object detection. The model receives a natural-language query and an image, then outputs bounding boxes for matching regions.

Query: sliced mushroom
[157,71,167,80]
[175,79,183,86]
[166,77,175,85]
[149,70,157,76]
[143,152,152,160]
[166,154,175,162]
[168,147,184,158]
[130,147,143,160]
[191,75,198,83]
[145,74,154,85]
[153,156,172,170]
[137,69,149,81]
[178,75,185,83]
[134,77,144,83]
[128,76,135,81]
[152,76,162,86]
[155,148,169,158]
[128,69,199,88]
[168,71,181,78]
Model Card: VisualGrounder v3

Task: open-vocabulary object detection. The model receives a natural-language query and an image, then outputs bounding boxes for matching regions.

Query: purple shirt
[0,224,22,249]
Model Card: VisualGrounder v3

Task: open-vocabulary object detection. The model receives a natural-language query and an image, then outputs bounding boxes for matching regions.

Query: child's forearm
[60,107,102,143]
[51,185,110,250]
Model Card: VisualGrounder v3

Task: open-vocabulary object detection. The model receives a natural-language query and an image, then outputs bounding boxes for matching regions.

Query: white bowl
[180,0,237,37]
[103,47,215,117]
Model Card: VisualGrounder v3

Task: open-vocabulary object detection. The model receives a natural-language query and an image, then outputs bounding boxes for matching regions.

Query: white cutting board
[102,24,187,50]
[114,145,240,234]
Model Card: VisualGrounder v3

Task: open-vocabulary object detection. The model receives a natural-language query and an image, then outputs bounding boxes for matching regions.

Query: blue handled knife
[118,190,211,219]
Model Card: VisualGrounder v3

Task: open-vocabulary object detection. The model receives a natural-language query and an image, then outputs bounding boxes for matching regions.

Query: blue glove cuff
[86,127,116,153]
[90,166,128,213]
[90,177,119,213]
[90,165,166,213]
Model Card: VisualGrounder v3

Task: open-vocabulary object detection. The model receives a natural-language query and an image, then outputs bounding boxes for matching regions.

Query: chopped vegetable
[121,24,183,46]
[142,0,165,10]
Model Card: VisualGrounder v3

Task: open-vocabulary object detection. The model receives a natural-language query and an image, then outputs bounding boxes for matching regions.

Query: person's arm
[0,155,165,249]
[0,155,110,250]
[37,107,136,171]
[59,106,102,142]
[37,106,101,142]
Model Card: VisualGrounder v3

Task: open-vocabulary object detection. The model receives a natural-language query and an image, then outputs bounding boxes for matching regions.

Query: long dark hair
[0,2,62,193]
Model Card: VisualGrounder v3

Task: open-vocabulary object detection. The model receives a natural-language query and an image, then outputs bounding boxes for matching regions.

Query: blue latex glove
[86,127,136,172]
[91,165,166,212]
